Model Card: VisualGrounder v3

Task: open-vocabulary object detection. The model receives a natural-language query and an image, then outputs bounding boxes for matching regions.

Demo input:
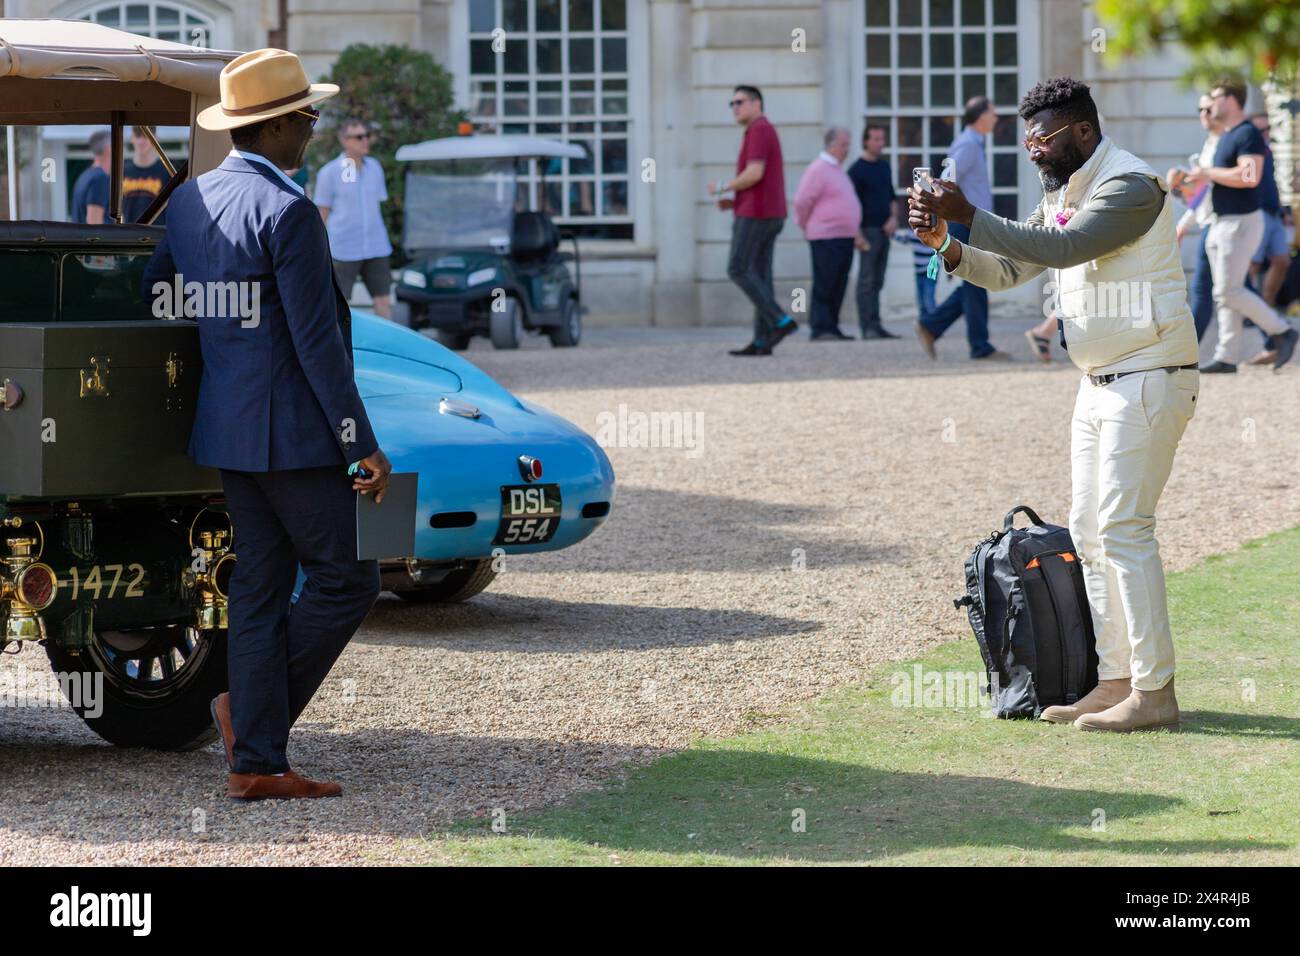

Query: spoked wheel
[45,624,228,750]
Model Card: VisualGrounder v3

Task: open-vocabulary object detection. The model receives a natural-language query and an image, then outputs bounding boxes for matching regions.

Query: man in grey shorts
[314,118,394,318]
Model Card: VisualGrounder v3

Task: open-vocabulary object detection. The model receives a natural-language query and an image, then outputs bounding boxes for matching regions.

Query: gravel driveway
[3,316,1297,865]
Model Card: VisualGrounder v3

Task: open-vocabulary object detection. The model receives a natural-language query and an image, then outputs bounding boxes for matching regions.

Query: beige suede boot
[1075,678,1180,732]
[1039,678,1131,724]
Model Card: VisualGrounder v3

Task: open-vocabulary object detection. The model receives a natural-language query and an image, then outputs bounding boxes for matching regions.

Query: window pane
[537,0,561,30]
[930,74,955,107]
[95,9,121,27]
[899,74,923,107]
[570,37,594,72]
[537,38,562,73]
[897,116,922,147]
[156,7,180,25]
[899,1,920,27]
[993,153,1018,187]
[993,32,1017,66]
[470,39,497,74]
[865,0,890,27]
[570,181,596,215]
[503,0,528,31]
[931,0,954,25]
[993,0,1017,25]
[897,154,922,189]
[602,37,626,72]
[542,181,563,216]
[504,38,528,72]
[930,115,956,148]
[570,84,595,115]
[569,0,593,30]
[126,5,149,28]
[157,30,180,42]
[993,113,1017,146]
[602,90,627,113]
[993,72,1018,106]
[600,0,626,30]
[601,138,627,174]
[994,194,1018,219]
[866,33,890,68]
[961,0,985,26]
[962,73,987,102]
[898,34,922,68]
[930,34,954,68]
[602,181,628,216]
[867,74,892,108]
[961,33,985,67]
[470,0,495,32]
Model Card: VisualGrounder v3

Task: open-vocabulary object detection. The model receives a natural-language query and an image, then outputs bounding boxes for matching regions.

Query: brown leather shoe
[210,693,235,769]
[227,770,343,800]
[1040,678,1131,724]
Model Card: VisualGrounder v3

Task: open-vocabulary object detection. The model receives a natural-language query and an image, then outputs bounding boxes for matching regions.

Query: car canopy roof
[396,135,586,163]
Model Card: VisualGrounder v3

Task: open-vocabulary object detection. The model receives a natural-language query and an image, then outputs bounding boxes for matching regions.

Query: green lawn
[400,527,1300,866]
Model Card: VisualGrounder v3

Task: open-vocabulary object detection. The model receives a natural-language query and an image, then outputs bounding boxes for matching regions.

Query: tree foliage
[1094,0,1299,89]
[306,44,466,261]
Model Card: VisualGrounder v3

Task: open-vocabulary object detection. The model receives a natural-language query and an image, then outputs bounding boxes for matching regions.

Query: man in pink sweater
[794,127,864,340]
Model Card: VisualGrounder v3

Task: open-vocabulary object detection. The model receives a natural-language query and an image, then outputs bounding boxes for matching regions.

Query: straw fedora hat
[198,48,339,131]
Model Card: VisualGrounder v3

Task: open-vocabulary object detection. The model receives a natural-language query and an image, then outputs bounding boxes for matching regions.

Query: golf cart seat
[512,211,559,262]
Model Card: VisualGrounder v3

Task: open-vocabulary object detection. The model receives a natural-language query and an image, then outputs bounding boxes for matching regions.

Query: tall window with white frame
[75,1,216,47]
[863,0,1022,220]
[468,0,632,239]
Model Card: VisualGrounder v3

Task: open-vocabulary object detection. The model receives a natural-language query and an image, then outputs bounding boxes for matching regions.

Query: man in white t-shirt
[314,118,394,318]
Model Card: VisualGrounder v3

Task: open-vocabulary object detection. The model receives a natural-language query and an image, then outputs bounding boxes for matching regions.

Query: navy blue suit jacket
[143,153,378,472]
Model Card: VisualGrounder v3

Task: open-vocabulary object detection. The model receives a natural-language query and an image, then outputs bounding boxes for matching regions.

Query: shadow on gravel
[475,751,1285,863]
[464,487,909,575]
[0,729,672,854]
[357,591,823,651]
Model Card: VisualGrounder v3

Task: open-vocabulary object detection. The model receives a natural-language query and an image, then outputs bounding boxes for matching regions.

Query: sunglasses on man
[1022,123,1070,152]
[294,107,320,127]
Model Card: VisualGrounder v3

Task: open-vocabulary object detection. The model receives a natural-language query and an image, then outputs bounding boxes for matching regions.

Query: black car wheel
[45,624,228,751]
[435,330,472,350]
[489,297,523,350]
[548,298,582,347]
[392,559,497,603]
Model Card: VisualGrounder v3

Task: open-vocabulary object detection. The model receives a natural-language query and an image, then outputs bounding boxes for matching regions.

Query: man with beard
[908,76,1214,733]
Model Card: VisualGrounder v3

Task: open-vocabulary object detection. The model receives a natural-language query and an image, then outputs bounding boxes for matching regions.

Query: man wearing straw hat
[144,49,391,800]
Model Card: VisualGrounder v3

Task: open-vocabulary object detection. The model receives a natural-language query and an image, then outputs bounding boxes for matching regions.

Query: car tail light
[518,455,543,481]
[16,563,56,610]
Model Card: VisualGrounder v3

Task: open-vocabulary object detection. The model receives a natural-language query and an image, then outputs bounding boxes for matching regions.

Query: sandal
[1024,328,1051,363]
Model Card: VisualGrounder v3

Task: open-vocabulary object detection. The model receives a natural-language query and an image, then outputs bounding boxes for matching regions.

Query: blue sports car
[351,312,616,601]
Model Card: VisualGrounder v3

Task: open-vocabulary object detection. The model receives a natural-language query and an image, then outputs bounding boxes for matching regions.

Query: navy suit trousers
[220,466,381,774]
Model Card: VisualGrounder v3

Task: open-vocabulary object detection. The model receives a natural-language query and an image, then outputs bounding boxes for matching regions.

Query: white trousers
[1207,210,1290,364]
[1069,367,1198,691]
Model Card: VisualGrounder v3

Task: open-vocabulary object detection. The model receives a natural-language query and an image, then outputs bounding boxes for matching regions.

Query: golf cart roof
[396,135,587,163]
[0,18,237,126]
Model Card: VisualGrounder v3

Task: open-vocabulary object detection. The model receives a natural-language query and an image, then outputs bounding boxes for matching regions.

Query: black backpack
[954,506,1099,718]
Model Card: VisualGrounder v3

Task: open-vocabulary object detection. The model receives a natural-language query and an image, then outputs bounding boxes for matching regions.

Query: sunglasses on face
[294,107,321,127]
[1022,123,1070,152]
[345,131,371,140]
[1199,107,1212,114]
[728,98,750,109]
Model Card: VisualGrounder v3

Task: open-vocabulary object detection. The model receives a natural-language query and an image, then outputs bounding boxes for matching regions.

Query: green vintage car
[1,19,240,750]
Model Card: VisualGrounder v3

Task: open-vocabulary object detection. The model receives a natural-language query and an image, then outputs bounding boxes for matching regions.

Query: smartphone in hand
[912,167,940,228]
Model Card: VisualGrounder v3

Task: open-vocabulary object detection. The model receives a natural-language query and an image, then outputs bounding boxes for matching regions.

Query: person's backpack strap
[1003,505,1044,531]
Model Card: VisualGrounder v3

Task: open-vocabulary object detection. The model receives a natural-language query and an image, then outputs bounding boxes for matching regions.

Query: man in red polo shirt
[710,85,796,355]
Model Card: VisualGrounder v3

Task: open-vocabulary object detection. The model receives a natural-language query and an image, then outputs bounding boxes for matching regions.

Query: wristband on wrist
[926,233,953,280]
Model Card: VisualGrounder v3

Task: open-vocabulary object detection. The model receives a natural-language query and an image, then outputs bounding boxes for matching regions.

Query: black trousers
[220,465,381,774]
[726,215,786,343]
[808,237,855,334]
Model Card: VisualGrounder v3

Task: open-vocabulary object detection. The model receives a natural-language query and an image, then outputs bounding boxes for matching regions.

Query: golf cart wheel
[393,559,497,603]
[44,625,229,751]
[435,330,472,350]
[548,298,582,347]
[490,297,524,350]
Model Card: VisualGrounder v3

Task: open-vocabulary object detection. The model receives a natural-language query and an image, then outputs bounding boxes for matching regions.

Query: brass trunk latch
[165,351,183,410]
[79,356,110,399]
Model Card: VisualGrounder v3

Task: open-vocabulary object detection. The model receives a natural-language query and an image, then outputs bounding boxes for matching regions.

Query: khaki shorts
[333,256,392,298]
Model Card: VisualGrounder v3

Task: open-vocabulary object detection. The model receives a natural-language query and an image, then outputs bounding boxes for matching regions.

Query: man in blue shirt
[915,96,1009,360]
[847,124,899,339]
[315,119,394,319]
[70,130,111,223]
[1188,79,1297,372]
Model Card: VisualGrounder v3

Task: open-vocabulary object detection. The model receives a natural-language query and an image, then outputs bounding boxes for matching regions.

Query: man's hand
[909,179,976,228]
[882,216,897,237]
[353,448,392,503]
[854,232,869,251]
[717,197,735,211]
[906,197,949,250]
[1181,167,1206,189]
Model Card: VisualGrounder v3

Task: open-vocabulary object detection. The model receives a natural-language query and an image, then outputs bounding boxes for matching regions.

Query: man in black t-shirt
[847,124,899,339]
[1184,79,1296,372]
[121,126,169,225]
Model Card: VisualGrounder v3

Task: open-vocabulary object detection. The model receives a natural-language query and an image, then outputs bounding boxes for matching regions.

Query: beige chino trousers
[1069,367,1198,691]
